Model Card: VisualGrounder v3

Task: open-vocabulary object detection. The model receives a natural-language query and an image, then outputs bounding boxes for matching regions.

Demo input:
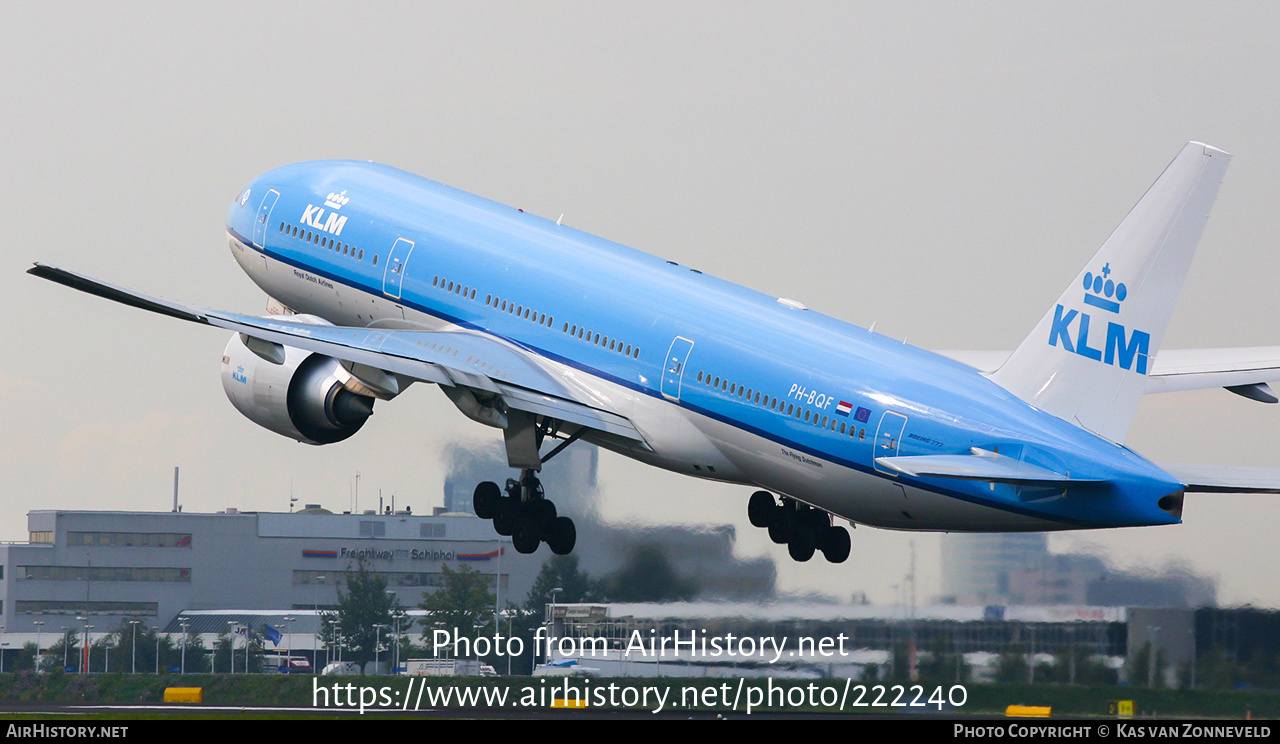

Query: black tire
[748,491,775,528]
[788,535,816,562]
[492,500,519,536]
[820,525,851,563]
[527,499,557,526]
[473,481,501,519]
[546,516,577,555]
[513,521,541,554]
[767,514,792,544]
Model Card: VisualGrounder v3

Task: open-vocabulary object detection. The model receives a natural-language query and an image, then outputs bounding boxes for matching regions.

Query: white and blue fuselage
[223,160,1183,534]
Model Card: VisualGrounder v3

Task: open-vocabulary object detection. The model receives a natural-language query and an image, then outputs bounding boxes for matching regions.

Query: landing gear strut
[473,421,582,555]
[748,491,850,563]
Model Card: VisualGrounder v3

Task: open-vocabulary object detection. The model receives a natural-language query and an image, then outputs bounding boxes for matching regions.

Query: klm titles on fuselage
[300,190,350,237]
[1047,266,1150,374]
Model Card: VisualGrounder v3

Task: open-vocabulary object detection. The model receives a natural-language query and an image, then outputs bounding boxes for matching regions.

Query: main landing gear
[472,471,576,555]
[748,491,850,563]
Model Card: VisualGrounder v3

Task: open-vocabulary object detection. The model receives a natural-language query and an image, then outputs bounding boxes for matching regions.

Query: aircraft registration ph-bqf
[31,142,1280,563]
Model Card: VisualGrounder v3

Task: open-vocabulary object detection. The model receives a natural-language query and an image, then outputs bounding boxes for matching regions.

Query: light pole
[129,620,140,674]
[283,616,296,672]
[386,590,398,674]
[179,619,189,675]
[374,624,389,674]
[1148,626,1162,688]
[392,609,406,675]
[60,628,69,672]
[314,575,326,671]
[32,622,44,673]
[155,628,161,674]
[549,587,563,664]
[228,622,239,674]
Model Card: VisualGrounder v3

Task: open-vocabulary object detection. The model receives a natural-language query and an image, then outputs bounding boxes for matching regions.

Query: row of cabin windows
[562,321,640,359]
[435,275,640,361]
[485,291,554,329]
[695,370,867,441]
[434,275,479,302]
[279,222,376,265]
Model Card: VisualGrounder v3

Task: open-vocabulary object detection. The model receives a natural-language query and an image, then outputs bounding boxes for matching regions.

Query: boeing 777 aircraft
[31,142,1280,563]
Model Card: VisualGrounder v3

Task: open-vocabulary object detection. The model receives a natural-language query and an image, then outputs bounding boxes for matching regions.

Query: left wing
[28,263,646,444]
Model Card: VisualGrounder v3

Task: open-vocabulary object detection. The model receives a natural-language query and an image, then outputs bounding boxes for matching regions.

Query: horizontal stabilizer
[939,346,1280,401]
[1144,347,1280,397]
[1162,464,1280,494]
[875,448,1107,484]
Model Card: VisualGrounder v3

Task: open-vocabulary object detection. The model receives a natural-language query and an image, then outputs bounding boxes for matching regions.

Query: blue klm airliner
[30,142,1280,563]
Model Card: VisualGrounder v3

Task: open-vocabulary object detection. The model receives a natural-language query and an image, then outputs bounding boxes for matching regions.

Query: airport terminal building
[0,508,537,634]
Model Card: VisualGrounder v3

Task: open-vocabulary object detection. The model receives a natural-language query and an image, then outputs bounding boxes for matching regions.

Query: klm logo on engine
[300,190,350,237]
[1047,263,1150,374]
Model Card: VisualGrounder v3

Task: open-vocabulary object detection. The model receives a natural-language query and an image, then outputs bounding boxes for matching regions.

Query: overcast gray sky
[5,2,1280,606]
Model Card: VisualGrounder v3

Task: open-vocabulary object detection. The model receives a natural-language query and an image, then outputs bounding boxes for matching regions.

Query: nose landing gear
[748,490,850,563]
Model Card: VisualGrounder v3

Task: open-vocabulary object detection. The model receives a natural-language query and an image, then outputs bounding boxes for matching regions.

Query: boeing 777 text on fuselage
[32,142,1280,562]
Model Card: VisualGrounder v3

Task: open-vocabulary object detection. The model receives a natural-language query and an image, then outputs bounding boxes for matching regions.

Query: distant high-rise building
[941,533,1214,607]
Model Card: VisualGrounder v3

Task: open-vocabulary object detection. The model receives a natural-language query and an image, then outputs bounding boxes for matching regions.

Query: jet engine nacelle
[220,316,375,445]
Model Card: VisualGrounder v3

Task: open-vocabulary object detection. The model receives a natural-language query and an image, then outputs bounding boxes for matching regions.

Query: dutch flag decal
[836,401,853,416]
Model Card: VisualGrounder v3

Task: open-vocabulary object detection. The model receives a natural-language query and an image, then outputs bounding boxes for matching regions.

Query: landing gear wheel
[513,520,541,554]
[748,491,776,528]
[788,535,816,562]
[820,525,851,563]
[527,499,557,525]
[546,516,577,555]
[482,460,579,555]
[492,499,519,536]
[767,508,793,544]
[473,481,501,519]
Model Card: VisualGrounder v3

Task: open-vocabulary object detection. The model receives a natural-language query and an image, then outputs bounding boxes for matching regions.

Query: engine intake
[221,330,375,445]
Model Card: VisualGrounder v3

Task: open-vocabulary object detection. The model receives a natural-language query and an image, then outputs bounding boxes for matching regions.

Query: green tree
[525,554,600,611]
[12,642,39,672]
[501,555,604,674]
[419,564,496,657]
[333,560,398,667]
[41,630,79,673]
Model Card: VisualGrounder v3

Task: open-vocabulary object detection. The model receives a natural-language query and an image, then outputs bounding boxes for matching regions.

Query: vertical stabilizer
[990,142,1230,443]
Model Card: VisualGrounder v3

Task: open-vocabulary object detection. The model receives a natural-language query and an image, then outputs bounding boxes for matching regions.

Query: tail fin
[990,142,1230,443]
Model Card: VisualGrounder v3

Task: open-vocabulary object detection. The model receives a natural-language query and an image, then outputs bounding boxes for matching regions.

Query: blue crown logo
[1082,263,1126,313]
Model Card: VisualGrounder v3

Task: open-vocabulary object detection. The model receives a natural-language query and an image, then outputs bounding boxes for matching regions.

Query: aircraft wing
[938,348,1280,402]
[28,263,645,444]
